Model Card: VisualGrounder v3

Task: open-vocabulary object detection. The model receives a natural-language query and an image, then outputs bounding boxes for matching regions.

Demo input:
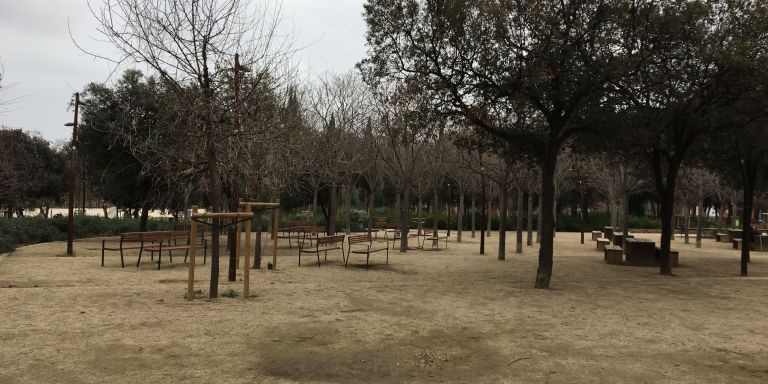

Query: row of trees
[0,129,67,217]
[360,0,768,286]
[64,0,768,289]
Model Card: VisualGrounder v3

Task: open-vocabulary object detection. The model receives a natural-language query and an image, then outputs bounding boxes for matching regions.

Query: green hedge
[0,216,175,254]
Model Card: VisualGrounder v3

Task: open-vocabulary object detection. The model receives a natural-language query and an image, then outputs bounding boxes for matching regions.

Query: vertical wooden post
[235,199,243,269]
[244,214,252,298]
[187,205,198,301]
[272,207,280,269]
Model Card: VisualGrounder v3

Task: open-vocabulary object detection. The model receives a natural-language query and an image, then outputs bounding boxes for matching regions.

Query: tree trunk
[622,192,629,254]
[536,193,542,244]
[312,186,319,227]
[696,198,703,248]
[471,194,476,238]
[516,188,523,254]
[486,195,492,237]
[683,202,690,244]
[399,188,410,252]
[535,149,558,289]
[329,182,337,235]
[432,187,439,248]
[394,193,400,227]
[368,187,375,236]
[417,196,424,235]
[139,203,150,232]
[527,191,534,246]
[497,186,507,260]
[457,187,464,242]
[552,196,557,238]
[740,165,757,276]
[345,183,352,234]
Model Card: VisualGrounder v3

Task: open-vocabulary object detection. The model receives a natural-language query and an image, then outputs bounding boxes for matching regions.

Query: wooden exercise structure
[187,206,253,301]
[237,200,281,270]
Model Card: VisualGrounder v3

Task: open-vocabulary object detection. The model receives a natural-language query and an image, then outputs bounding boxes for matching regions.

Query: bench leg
[386,248,389,264]
[298,249,302,266]
[318,251,322,267]
[366,253,370,269]
[101,240,106,267]
[136,243,144,268]
[157,241,163,270]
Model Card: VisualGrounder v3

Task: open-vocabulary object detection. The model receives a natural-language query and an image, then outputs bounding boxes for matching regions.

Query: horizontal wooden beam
[191,212,254,219]
[239,202,280,208]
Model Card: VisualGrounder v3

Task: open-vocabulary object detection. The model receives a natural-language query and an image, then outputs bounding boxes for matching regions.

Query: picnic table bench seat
[715,233,729,242]
[655,247,679,267]
[346,234,389,268]
[604,245,623,264]
[596,238,611,251]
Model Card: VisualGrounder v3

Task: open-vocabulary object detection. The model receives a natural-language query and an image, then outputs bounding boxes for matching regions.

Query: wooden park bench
[596,238,611,251]
[298,234,345,266]
[278,225,307,249]
[604,245,623,265]
[142,231,207,270]
[298,226,325,248]
[422,229,449,249]
[101,232,144,268]
[346,233,389,268]
[390,228,426,250]
[101,230,206,269]
[384,223,399,240]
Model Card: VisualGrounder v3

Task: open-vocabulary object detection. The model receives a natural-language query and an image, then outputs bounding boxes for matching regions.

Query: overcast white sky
[0,0,368,143]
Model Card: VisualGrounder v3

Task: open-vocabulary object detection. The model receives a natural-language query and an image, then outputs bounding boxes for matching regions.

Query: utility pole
[64,92,79,256]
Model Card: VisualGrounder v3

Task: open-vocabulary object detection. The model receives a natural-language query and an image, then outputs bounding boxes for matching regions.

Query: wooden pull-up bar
[187,206,253,301]
[237,200,280,271]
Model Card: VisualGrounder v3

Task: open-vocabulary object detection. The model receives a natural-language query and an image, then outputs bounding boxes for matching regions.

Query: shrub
[0,216,176,254]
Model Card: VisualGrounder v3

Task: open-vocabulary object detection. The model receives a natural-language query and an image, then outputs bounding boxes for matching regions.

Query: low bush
[0,216,175,254]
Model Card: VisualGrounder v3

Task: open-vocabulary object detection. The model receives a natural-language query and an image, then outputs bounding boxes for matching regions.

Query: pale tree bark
[457,186,464,242]
[516,188,524,254]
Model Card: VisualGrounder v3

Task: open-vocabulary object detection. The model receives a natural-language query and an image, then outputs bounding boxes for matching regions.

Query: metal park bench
[346,233,388,268]
[101,231,206,269]
[298,234,345,266]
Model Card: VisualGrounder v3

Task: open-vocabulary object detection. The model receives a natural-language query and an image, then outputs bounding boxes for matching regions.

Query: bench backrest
[303,226,325,235]
[348,234,372,245]
[121,232,144,243]
[120,231,192,243]
[317,235,345,247]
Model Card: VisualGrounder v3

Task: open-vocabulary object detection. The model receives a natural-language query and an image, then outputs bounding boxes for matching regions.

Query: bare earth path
[0,231,766,383]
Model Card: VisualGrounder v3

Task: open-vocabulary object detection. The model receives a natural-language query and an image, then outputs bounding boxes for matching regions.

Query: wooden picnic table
[612,232,634,246]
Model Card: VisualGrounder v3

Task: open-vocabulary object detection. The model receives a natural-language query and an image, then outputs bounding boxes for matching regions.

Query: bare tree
[306,71,370,234]
[373,82,437,252]
[679,167,720,248]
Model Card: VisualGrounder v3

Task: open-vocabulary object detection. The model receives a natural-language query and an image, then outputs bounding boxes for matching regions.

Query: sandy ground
[0,230,767,384]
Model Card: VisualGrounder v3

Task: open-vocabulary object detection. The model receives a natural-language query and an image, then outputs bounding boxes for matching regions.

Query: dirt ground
[1,230,767,383]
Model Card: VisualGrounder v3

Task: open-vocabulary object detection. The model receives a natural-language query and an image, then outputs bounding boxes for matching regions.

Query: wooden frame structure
[237,201,281,270]
[187,207,253,301]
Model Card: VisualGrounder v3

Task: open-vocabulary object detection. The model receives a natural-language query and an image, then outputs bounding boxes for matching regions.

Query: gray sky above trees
[0,0,367,142]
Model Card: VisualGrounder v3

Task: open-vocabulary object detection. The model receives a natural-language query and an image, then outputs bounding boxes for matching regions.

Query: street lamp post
[64,92,80,256]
